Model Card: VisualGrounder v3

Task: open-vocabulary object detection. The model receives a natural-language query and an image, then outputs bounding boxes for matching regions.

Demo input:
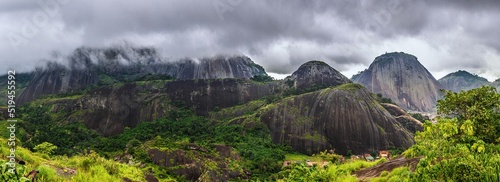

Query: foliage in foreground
[0,138,152,182]
[404,86,500,181]
[272,86,500,181]
[274,158,385,181]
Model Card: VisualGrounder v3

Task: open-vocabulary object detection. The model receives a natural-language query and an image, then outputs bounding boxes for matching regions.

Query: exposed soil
[353,156,421,181]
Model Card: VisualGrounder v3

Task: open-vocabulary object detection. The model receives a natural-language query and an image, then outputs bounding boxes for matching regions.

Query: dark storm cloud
[1,0,499,80]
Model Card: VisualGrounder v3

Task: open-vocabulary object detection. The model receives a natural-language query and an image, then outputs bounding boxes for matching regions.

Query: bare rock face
[46,79,280,136]
[260,83,415,155]
[18,65,98,105]
[165,79,282,115]
[438,70,490,92]
[17,46,266,104]
[164,56,266,80]
[50,83,172,136]
[353,52,442,112]
[380,103,423,133]
[284,61,351,91]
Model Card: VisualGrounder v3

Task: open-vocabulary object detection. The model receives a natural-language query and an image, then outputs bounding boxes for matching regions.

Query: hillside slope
[438,70,490,92]
[261,83,414,155]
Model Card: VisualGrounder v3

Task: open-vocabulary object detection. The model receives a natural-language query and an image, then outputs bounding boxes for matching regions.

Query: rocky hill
[261,83,414,155]
[1,55,425,181]
[438,70,490,92]
[17,46,266,104]
[353,52,442,112]
[284,61,351,91]
[380,103,423,133]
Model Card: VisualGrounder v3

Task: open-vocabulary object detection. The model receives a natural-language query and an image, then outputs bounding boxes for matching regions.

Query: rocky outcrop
[18,65,99,105]
[261,83,415,155]
[165,79,282,115]
[380,103,423,133]
[353,52,442,112]
[49,83,172,136]
[163,56,266,80]
[284,61,351,91]
[148,144,245,181]
[48,79,281,136]
[17,46,267,104]
[438,70,490,92]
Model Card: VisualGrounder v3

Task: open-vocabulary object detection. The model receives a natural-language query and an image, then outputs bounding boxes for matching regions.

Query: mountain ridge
[438,70,490,92]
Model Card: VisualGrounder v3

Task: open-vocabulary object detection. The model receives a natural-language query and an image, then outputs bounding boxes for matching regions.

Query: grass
[276,157,385,181]
[285,153,324,162]
[0,137,148,182]
[370,167,411,182]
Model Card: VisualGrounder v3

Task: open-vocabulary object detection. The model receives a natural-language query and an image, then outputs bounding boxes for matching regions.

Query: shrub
[34,142,58,155]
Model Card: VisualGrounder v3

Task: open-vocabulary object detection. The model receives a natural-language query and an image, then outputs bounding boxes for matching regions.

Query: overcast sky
[1,0,499,81]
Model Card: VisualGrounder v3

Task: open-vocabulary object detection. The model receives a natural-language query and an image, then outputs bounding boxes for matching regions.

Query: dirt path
[353,156,421,181]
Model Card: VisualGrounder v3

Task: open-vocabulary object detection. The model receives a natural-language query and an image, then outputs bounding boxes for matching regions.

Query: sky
[1,0,500,81]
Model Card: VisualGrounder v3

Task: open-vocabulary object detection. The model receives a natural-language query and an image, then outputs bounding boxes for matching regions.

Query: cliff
[353,52,442,112]
[17,46,266,104]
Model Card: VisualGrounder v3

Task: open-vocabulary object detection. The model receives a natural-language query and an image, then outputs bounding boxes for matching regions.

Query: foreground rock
[148,144,246,181]
[380,103,424,133]
[261,83,415,155]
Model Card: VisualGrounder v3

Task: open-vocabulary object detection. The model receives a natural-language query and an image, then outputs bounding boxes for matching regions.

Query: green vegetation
[408,113,428,123]
[5,73,500,181]
[0,138,149,182]
[7,100,290,180]
[0,72,32,106]
[334,83,364,92]
[33,142,57,155]
[273,158,385,181]
[370,167,412,182]
[373,93,395,105]
[447,70,489,83]
[402,86,500,181]
[250,74,274,82]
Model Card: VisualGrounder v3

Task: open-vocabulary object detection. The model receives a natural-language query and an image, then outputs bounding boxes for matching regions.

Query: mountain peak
[438,70,490,92]
[286,61,351,91]
[443,70,487,81]
[353,52,442,112]
[298,60,329,68]
[373,52,419,64]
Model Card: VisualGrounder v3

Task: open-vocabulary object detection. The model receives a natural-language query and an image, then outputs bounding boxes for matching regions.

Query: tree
[405,86,500,181]
[34,142,58,155]
[437,86,500,143]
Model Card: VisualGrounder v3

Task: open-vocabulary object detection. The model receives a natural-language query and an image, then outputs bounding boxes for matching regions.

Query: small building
[363,153,374,161]
[350,155,359,160]
[379,150,391,159]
